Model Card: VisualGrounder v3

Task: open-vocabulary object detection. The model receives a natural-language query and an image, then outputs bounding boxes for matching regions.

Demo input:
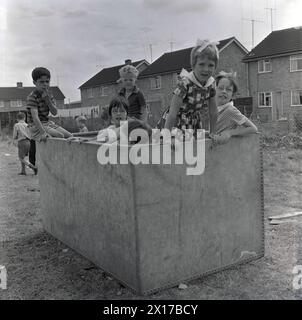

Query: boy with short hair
[13,112,38,175]
[26,67,73,142]
[118,65,148,122]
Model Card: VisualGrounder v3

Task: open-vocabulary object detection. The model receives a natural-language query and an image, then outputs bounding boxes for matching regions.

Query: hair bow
[196,39,220,53]
[217,70,237,78]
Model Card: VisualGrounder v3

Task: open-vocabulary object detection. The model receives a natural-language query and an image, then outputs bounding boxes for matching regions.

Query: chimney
[16,82,23,88]
[125,59,132,65]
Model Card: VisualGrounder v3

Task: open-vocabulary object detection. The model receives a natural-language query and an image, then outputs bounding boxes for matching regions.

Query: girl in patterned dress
[164,39,219,137]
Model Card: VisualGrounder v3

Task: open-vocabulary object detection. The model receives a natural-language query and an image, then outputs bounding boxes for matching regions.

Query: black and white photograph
[0,0,302,306]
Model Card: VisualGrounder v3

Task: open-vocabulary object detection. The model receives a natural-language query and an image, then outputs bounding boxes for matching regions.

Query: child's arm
[30,109,49,142]
[137,91,148,122]
[164,95,182,131]
[141,107,148,122]
[215,118,258,144]
[208,95,218,134]
[42,89,57,116]
[12,124,18,146]
[225,118,258,137]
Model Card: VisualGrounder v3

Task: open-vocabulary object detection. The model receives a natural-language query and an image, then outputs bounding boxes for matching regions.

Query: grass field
[1,129,302,299]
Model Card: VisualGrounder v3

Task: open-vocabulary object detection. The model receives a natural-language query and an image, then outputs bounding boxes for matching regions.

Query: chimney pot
[125,59,132,65]
[17,82,23,88]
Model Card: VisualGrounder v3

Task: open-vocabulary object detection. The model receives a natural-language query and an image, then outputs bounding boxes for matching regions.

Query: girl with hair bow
[163,39,219,138]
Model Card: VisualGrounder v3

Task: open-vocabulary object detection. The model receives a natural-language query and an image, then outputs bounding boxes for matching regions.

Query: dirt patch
[1,140,302,299]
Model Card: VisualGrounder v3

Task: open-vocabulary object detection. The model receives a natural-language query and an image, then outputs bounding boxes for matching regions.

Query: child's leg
[18,140,37,174]
[19,161,26,175]
[44,122,73,138]
[53,126,73,138]
[20,157,38,174]
[44,127,65,138]
[29,139,36,166]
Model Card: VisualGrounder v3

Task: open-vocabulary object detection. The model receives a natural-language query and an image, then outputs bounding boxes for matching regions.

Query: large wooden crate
[37,134,264,294]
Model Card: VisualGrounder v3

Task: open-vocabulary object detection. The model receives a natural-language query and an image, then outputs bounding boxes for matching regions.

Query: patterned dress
[157,69,216,133]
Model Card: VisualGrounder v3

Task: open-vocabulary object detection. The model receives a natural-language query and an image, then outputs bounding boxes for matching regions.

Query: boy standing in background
[13,112,38,175]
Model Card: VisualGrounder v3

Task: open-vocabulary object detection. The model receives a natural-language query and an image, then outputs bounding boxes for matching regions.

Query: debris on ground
[269,219,297,225]
[268,211,302,221]
[178,283,188,290]
[240,251,257,259]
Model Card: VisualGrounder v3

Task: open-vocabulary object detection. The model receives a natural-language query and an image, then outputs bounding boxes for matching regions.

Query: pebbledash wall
[137,41,249,126]
[246,55,302,122]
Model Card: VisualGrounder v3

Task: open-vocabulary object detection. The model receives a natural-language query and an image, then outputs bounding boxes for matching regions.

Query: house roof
[243,26,302,61]
[0,86,65,100]
[138,37,246,78]
[79,59,149,89]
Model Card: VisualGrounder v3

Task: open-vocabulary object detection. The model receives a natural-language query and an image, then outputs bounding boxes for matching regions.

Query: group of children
[13,39,257,175]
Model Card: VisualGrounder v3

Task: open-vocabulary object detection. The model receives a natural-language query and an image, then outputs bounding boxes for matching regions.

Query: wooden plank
[268,211,302,220]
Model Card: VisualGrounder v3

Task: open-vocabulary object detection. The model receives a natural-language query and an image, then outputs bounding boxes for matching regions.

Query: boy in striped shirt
[26,67,72,142]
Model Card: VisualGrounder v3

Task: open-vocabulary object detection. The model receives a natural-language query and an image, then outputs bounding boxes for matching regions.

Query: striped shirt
[26,90,56,124]
[216,101,247,134]
[13,120,30,141]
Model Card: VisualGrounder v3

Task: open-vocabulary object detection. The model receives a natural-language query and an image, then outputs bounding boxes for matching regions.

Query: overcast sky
[0,0,301,102]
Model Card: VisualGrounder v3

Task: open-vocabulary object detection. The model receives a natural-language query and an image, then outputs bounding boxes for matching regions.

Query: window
[291,90,302,106]
[150,76,161,90]
[0,101,4,108]
[87,88,93,98]
[258,59,272,73]
[10,100,22,108]
[258,92,272,107]
[290,54,302,72]
[101,86,108,96]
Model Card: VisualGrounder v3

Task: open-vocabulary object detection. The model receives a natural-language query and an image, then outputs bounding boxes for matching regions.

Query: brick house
[137,37,249,126]
[79,59,149,113]
[242,26,302,122]
[0,82,65,130]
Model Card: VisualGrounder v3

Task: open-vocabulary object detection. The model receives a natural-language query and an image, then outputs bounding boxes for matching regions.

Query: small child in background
[97,96,152,144]
[75,115,89,133]
[13,112,38,175]
[164,39,219,136]
[118,64,148,122]
[213,71,258,144]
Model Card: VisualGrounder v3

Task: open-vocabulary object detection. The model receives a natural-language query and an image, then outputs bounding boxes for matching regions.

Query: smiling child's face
[216,78,234,106]
[111,105,127,126]
[121,75,136,91]
[193,55,216,85]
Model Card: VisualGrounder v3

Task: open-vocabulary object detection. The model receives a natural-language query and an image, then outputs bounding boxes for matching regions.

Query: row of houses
[79,26,302,124]
[0,82,65,131]
[1,26,302,128]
